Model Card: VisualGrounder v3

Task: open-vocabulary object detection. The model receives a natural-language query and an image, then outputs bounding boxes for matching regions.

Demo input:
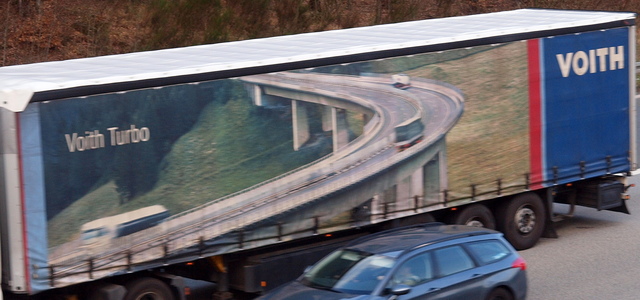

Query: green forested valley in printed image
[45,79,334,248]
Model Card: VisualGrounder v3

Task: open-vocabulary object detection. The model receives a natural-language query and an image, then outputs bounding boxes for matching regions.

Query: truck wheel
[496,193,546,250]
[451,204,496,229]
[124,277,174,300]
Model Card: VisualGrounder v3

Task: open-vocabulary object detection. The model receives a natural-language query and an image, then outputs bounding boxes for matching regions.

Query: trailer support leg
[542,188,558,239]
[212,278,233,300]
[552,189,576,221]
[211,256,233,300]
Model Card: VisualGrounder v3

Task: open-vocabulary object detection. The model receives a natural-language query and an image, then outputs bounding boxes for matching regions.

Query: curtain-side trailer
[0,8,637,300]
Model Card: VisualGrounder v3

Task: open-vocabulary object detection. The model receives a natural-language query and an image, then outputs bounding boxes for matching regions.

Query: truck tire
[451,204,496,229]
[124,277,174,300]
[496,193,546,250]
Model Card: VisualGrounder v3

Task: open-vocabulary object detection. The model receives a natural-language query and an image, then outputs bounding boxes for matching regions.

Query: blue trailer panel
[528,27,632,187]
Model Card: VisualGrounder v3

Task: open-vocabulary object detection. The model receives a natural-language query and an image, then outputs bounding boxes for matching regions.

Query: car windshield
[301,249,395,295]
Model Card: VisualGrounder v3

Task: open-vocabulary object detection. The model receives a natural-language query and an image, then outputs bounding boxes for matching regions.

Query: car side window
[390,252,433,287]
[464,240,510,265]
[433,245,475,277]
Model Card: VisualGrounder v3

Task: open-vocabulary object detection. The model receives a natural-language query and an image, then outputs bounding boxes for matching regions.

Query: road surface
[521,174,640,300]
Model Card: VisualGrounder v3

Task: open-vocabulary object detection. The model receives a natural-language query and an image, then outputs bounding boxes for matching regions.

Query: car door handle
[428,287,441,292]
[472,273,484,278]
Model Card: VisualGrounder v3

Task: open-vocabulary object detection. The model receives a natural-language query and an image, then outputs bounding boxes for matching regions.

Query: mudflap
[605,199,630,214]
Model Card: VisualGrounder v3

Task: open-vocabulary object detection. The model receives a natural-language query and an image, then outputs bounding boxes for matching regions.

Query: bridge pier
[321,106,332,131]
[378,138,449,220]
[396,168,424,213]
[246,84,283,107]
[242,80,370,152]
[292,100,310,151]
[331,107,350,152]
[248,84,262,106]
[320,106,350,152]
[287,100,352,152]
[423,157,441,205]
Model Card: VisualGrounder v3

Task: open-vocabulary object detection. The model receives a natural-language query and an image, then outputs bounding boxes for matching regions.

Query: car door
[392,245,485,300]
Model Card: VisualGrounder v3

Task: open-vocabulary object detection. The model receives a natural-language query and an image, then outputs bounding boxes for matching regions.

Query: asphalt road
[521,174,640,300]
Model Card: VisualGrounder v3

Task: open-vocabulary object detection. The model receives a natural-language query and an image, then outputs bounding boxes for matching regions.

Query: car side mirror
[387,284,411,299]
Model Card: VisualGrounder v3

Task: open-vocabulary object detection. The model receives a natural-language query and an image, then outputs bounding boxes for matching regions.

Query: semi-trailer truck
[0,8,637,300]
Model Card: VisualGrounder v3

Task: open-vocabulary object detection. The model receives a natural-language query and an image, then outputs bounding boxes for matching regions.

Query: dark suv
[257,223,527,300]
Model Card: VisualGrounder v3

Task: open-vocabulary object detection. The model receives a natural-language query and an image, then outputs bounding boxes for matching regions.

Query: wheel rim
[515,205,535,234]
[465,218,485,227]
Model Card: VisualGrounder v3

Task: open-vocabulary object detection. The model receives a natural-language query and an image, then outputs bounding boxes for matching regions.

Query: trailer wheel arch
[449,203,496,229]
[496,192,546,250]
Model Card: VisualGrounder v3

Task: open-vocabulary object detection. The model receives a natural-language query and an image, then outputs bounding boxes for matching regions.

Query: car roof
[346,223,499,255]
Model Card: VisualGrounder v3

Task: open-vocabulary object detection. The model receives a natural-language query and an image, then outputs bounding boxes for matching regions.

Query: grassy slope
[405,42,529,199]
[47,87,332,247]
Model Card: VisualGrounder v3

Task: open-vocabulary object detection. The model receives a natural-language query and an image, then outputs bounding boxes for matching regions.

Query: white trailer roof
[0,8,635,112]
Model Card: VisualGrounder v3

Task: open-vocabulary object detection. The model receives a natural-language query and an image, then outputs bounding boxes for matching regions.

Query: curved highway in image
[47,72,465,287]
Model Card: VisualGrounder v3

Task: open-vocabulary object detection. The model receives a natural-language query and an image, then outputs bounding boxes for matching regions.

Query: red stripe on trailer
[527,39,544,189]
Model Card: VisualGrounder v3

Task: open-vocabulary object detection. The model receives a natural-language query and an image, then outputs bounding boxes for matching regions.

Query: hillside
[1,0,638,67]
[46,80,334,247]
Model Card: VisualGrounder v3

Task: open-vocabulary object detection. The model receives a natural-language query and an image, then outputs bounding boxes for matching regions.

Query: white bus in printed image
[80,205,170,249]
